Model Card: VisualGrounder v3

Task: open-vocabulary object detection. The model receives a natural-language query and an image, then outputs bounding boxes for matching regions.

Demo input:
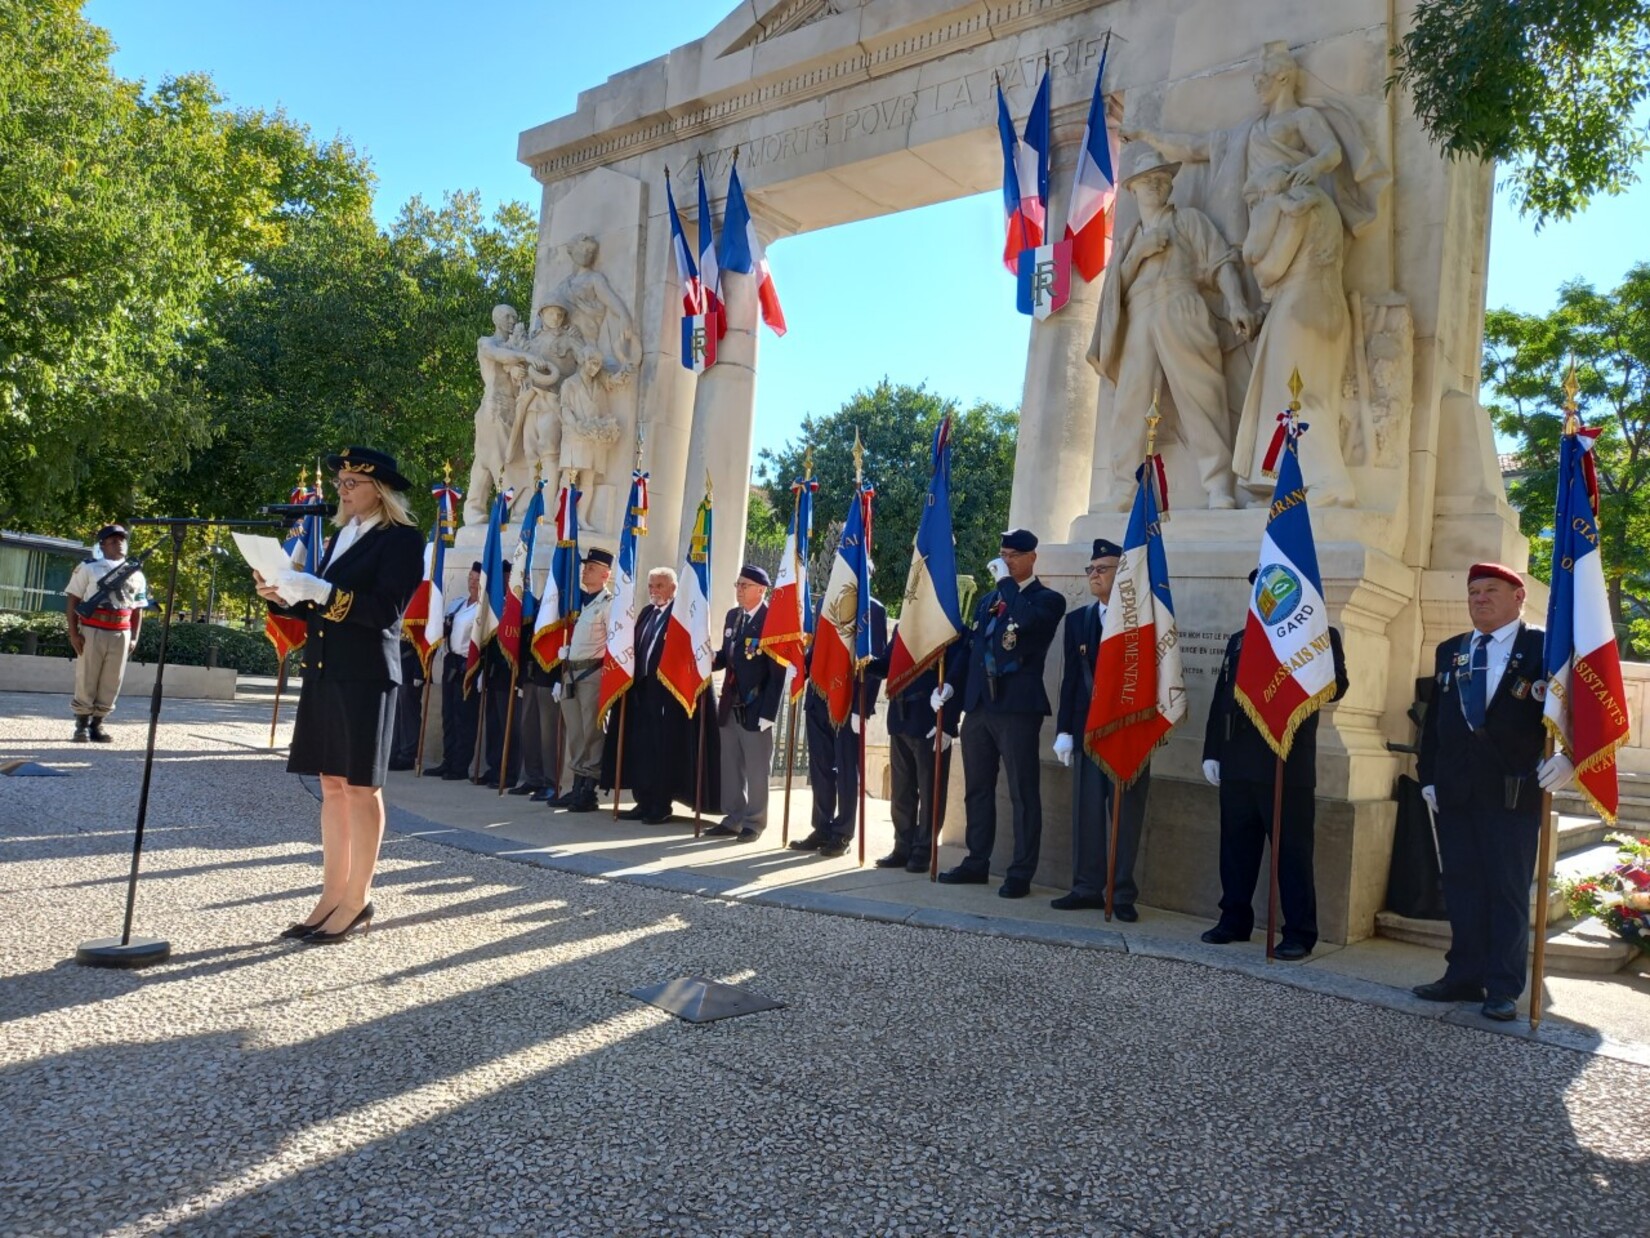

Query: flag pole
[856,670,868,867]
[1104,777,1122,922]
[497,661,520,794]
[414,668,432,777]
[1530,735,1558,1028]
[930,661,946,881]
[693,704,706,838]
[612,695,628,819]
[1266,754,1283,962]
[269,658,286,748]
[781,693,799,846]
[471,677,488,783]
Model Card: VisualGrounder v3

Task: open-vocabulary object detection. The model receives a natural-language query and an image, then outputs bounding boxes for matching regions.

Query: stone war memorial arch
[471,0,1523,942]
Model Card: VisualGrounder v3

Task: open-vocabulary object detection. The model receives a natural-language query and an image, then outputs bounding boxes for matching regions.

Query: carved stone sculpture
[559,345,629,522]
[549,234,640,375]
[1087,148,1256,509]
[515,300,585,485]
[465,304,533,524]
[1126,41,1389,508]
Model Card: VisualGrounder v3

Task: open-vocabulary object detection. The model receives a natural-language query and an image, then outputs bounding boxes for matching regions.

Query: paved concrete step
[1553,772,1650,830]
[1375,911,1641,975]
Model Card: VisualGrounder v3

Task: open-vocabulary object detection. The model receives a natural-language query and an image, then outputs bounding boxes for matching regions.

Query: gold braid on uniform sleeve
[323,588,354,623]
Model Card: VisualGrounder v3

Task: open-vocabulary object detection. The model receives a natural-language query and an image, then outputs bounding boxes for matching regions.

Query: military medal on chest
[1002,619,1019,651]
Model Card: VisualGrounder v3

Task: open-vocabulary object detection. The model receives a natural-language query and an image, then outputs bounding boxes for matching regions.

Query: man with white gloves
[1048,539,1151,920]
[934,528,1066,898]
[1413,562,1573,1023]
[1199,570,1348,959]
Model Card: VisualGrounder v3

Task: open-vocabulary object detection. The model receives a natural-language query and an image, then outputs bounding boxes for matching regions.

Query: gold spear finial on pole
[1146,387,1162,457]
[803,444,814,480]
[1562,357,1581,433]
[852,428,864,487]
[633,424,646,472]
[1287,366,1304,413]
[705,467,714,502]
[443,459,453,484]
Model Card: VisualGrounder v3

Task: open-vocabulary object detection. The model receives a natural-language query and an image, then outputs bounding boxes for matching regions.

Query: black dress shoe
[643,813,677,825]
[702,823,738,838]
[423,765,447,777]
[1050,893,1105,911]
[1200,925,1251,945]
[302,903,375,945]
[997,877,1030,899]
[507,783,539,796]
[388,759,415,772]
[441,771,468,781]
[1412,978,1485,1003]
[818,837,850,858]
[733,829,761,844]
[528,787,553,802]
[874,852,910,869]
[936,866,989,885]
[1481,996,1518,1022]
[478,770,499,787]
[1274,941,1311,961]
[278,914,333,941]
[620,805,649,820]
[788,832,826,852]
[905,858,930,874]
[1112,905,1139,923]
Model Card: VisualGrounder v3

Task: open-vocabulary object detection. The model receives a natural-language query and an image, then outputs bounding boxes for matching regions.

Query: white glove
[987,557,1009,582]
[272,568,332,606]
[929,683,955,712]
[759,717,774,732]
[926,726,954,752]
[551,682,563,702]
[1201,759,1220,787]
[1537,752,1575,792]
[849,715,860,734]
[1052,733,1073,767]
[1421,785,1438,813]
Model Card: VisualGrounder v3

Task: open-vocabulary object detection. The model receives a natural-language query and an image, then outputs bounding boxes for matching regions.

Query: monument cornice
[520,0,1111,185]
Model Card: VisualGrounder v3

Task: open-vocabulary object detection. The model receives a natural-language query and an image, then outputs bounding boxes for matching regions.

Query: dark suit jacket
[871,635,963,739]
[633,601,673,679]
[270,522,424,684]
[1418,624,1547,816]
[954,576,1065,716]
[1055,600,1106,736]
[713,604,784,730]
[803,597,889,726]
[1202,626,1348,787]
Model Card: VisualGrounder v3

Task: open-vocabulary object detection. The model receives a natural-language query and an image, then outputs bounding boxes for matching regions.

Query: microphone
[261,501,337,518]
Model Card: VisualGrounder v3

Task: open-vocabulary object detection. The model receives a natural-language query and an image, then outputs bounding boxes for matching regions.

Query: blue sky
[87,0,1650,465]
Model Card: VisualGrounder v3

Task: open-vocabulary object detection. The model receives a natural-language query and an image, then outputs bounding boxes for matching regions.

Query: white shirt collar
[1478,618,1521,646]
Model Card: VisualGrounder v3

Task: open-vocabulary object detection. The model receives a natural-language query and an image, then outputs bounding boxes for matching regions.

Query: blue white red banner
[659,487,715,715]
[811,482,875,728]
[599,469,649,724]
[885,419,964,696]
[1064,34,1117,284]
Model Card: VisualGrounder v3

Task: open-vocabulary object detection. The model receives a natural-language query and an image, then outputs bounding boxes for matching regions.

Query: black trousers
[1069,759,1150,905]
[806,698,859,839]
[390,676,423,766]
[890,731,950,858]
[439,655,479,775]
[481,677,521,786]
[1437,796,1541,1000]
[960,710,1045,882]
[1216,778,1317,948]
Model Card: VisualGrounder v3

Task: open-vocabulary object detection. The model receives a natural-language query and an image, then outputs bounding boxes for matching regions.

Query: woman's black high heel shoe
[279,908,337,941]
[301,902,375,945]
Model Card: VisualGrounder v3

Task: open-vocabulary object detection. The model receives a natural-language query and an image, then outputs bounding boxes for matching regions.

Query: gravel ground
[2,691,1648,1237]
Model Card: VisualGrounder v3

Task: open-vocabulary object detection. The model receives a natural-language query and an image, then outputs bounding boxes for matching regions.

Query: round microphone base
[76,935,171,969]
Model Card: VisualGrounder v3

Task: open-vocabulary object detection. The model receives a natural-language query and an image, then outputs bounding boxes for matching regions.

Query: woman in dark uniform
[255,447,424,944]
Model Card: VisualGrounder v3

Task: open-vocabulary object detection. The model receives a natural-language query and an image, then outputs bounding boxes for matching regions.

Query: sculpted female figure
[549,235,640,374]
[1126,42,1387,507]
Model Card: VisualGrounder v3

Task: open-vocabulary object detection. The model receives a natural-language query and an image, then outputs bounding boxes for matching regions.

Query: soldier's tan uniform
[65,556,148,722]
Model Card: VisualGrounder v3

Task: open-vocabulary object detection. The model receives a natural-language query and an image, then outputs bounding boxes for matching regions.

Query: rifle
[73,547,156,618]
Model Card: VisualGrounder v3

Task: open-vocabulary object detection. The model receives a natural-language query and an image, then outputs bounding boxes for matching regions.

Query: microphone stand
[77,515,283,969]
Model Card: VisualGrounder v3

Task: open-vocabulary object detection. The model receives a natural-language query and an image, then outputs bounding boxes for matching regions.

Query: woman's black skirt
[287,676,397,788]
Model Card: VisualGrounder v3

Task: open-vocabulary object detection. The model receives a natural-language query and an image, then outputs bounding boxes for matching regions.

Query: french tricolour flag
[720,163,787,337]
[530,483,581,671]
[598,470,649,726]
[1233,418,1337,757]
[1544,420,1629,822]
[696,165,725,335]
[465,487,511,694]
[997,72,1049,273]
[885,419,964,696]
[1065,36,1118,283]
[761,473,816,702]
[1085,453,1185,785]
[402,508,447,676]
[658,488,715,716]
[667,174,703,315]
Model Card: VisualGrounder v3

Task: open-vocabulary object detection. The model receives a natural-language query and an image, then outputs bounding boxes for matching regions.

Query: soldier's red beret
[1468,562,1523,588]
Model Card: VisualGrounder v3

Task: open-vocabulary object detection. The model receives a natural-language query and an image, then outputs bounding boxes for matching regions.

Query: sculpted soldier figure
[1087,148,1255,510]
[465,304,532,525]
[516,300,584,482]
[549,235,639,375]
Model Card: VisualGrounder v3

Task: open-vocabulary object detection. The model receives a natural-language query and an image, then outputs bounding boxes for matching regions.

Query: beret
[1091,538,1122,560]
[471,561,484,572]
[737,564,771,587]
[1000,528,1038,553]
[96,524,127,542]
[583,547,614,568]
[1469,562,1523,588]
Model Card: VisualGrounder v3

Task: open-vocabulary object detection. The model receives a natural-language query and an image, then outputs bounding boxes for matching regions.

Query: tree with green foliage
[756,381,1017,611]
[1483,263,1650,654]
[1393,0,1650,223]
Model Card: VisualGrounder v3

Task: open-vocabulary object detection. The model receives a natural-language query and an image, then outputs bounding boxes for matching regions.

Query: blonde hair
[332,478,417,528]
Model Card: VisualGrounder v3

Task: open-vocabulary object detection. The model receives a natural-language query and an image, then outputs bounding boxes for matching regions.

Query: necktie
[1464,633,1488,731]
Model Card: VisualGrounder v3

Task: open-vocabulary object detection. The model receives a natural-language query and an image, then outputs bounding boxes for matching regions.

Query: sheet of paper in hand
[233,533,305,603]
